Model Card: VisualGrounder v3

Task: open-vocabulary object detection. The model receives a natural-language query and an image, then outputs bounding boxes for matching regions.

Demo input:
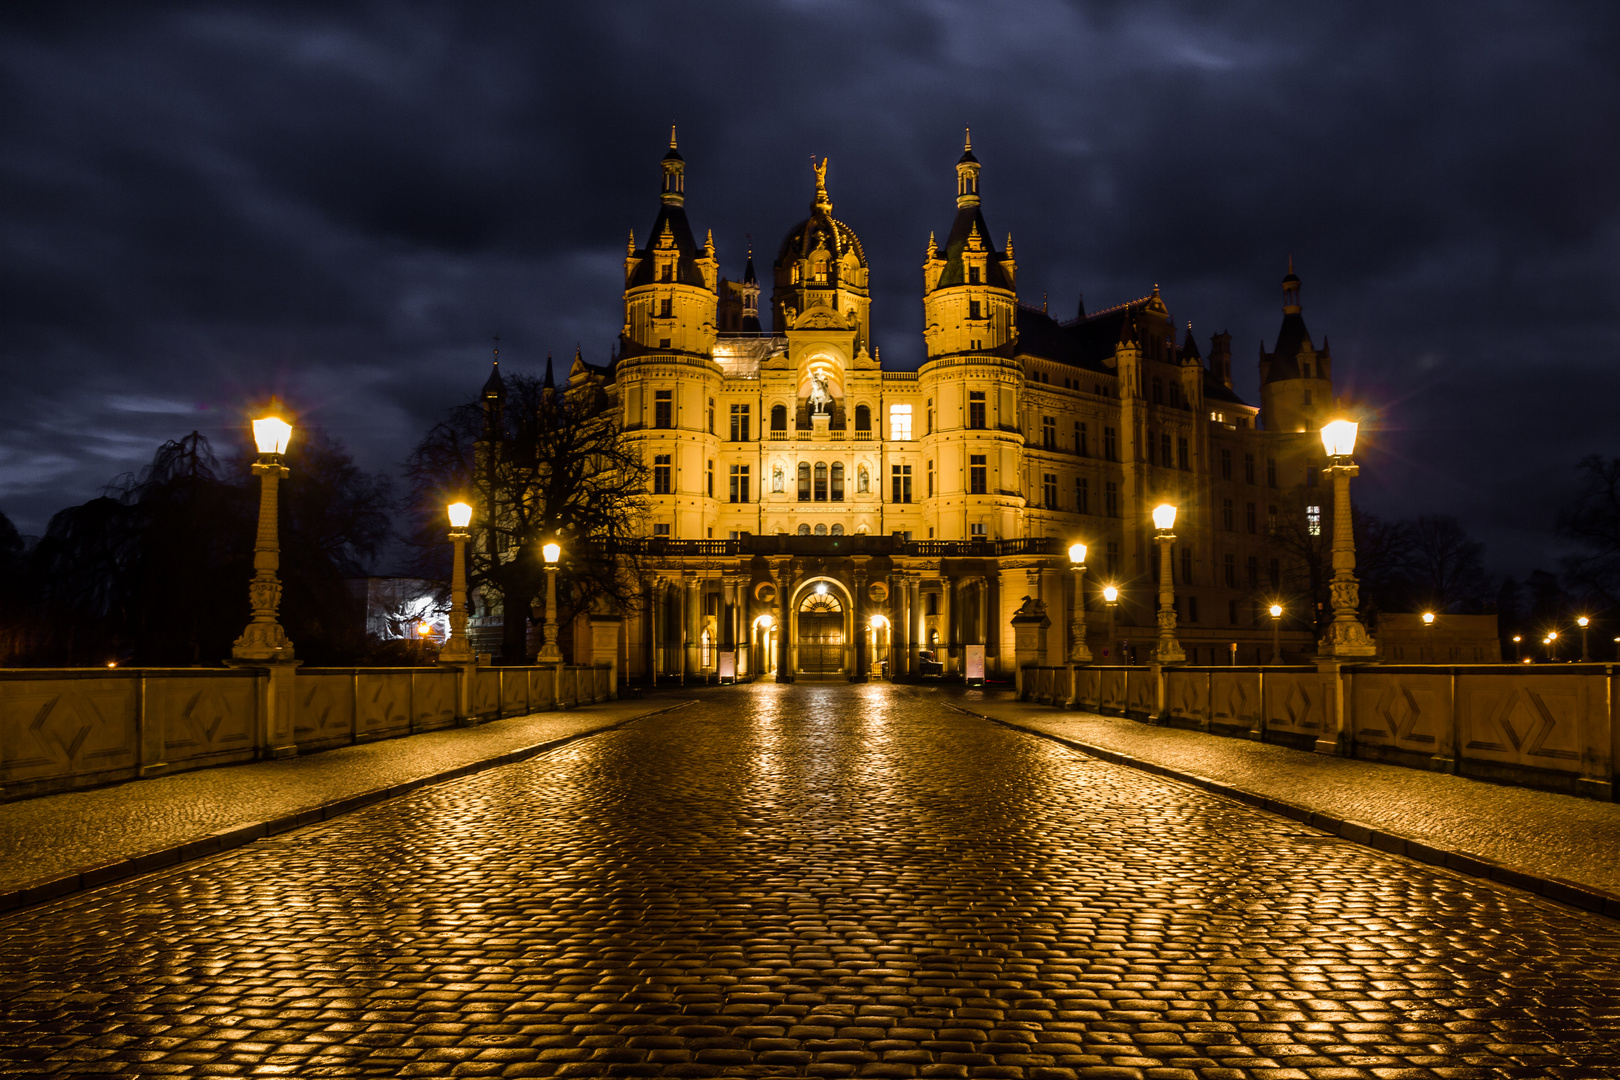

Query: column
[940,574,956,676]
[646,575,661,684]
[683,574,700,682]
[907,575,921,675]
[852,567,868,682]
[775,559,794,683]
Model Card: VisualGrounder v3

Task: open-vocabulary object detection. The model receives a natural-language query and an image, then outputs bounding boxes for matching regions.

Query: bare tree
[1558,455,1620,604]
[1405,515,1490,612]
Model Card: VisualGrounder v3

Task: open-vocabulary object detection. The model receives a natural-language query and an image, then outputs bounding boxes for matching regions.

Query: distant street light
[1422,611,1435,663]
[1151,504,1185,665]
[1102,584,1119,665]
[1269,603,1283,665]
[232,403,295,662]
[1511,634,1522,663]
[539,540,563,663]
[1545,631,1558,663]
[440,501,474,663]
[1577,616,1590,661]
[1068,542,1091,664]
[1319,419,1377,658]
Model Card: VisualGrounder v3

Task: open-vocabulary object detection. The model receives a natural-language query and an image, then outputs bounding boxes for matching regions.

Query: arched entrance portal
[796,584,847,678]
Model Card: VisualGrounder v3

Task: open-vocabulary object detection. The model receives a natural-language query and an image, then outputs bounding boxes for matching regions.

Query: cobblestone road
[3,683,1619,1078]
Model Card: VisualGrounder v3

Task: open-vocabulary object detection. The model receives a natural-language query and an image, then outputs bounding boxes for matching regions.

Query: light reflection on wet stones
[1,682,1619,1077]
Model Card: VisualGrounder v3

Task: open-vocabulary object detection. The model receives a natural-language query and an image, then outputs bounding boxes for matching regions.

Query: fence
[0,660,613,801]
[1020,662,1617,800]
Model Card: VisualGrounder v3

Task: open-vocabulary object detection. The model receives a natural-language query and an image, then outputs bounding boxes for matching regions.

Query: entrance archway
[793,579,850,678]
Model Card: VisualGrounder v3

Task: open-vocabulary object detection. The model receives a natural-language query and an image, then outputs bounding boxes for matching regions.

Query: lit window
[969,392,986,429]
[1307,505,1322,536]
[889,404,913,440]
[653,454,671,494]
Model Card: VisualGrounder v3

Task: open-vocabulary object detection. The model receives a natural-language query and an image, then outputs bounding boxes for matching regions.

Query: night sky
[3,2,1617,576]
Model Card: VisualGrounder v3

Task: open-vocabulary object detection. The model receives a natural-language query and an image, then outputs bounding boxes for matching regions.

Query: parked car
[917,649,944,676]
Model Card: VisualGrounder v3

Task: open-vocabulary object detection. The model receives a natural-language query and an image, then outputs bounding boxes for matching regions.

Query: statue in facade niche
[772,464,784,492]
[808,369,833,415]
[857,465,869,493]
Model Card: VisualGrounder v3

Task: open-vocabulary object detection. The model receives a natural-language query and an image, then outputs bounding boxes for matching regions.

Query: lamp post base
[1321,617,1378,659]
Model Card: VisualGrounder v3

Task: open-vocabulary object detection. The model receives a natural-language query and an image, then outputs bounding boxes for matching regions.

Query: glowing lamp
[1269,604,1283,619]
[815,582,828,595]
[1421,612,1435,625]
[418,622,433,637]
[1102,585,1118,604]
[1320,419,1358,458]
[1547,630,1558,640]
[869,614,889,630]
[252,414,293,456]
[1578,616,1590,628]
[542,542,560,565]
[755,614,775,629]
[1512,635,1522,643]
[1151,503,1177,531]
[448,502,473,529]
[1069,542,1087,565]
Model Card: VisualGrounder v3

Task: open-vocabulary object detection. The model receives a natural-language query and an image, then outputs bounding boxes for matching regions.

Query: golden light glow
[1512,635,1522,642]
[106,661,116,668]
[1151,503,1177,531]
[1578,616,1590,627]
[1269,604,1283,618]
[542,542,561,564]
[754,614,775,629]
[252,414,293,455]
[869,614,889,630]
[1102,585,1119,603]
[447,501,473,528]
[418,622,432,637]
[1421,611,1435,625]
[1068,542,1087,565]
[1321,418,1358,458]
[1548,630,1558,640]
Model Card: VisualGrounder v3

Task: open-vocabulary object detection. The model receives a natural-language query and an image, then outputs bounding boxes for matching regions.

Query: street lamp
[1511,634,1522,663]
[1421,610,1435,663]
[232,404,295,661]
[1269,603,1283,665]
[1102,584,1119,664]
[538,541,563,663]
[440,501,475,663]
[1319,419,1377,658]
[1151,504,1185,665]
[1577,616,1590,661]
[1545,630,1558,663]
[1068,542,1091,663]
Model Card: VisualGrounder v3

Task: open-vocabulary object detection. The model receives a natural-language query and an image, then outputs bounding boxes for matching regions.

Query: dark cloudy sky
[2,1,1617,575]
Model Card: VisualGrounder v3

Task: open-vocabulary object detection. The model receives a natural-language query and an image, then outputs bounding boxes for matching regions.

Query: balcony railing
[607,535,1064,559]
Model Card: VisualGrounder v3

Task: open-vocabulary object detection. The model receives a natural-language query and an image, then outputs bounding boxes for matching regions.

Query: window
[1181,546,1193,585]
[1222,499,1234,531]
[1188,596,1199,623]
[1152,377,1164,404]
[1224,553,1236,587]
[1229,599,1239,625]
[707,398,715,434]
[1306,466,1319,487]
[1268,558,1280,589]
[1247,556,1259,589]
[969,300,981,319]
[771,404,788,432]
[1220,448,1232,480]
[969,455,987,494]
[1160,433,1173,468]
[1106,541,1120,578]
[854,404,871,431]
[1267,457,1277,487]
[653,523,670,536]
[1105,480,1119,518]
[890,404,913,440]
[1245,502,1257,534]
[1267,505,1278,533]
[659,298,672,318]
[892,464,913,503]
[729,464,750,503]
[927,400,934,433]
[797,462,811,502]
[814,461,828,501]
[654,390,672,429]
[1076,476,1089,515]
[968,391,986,429]
[970,523,988,537]
[1042,415,1056,449]
[831,462,845,502]
[969,266,980,285]
[1043,473,1058,509]
[927,592,939,615]
[659,338,670,349]
[927,460,935,497]
[707,459,714,498]
[1178,436,1190,470]
[1307,505,1322,536]
[660,264,673,283]
[1076,421,1088,456]
[653,454,671,494]
[1244,453,1256,484]
[1104,426,1117,461]
[730,403,750,442]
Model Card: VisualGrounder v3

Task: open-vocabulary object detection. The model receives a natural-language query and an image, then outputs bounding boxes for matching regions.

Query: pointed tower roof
[1262,258,1317,384]
[1180,320,1202,361]
[959,126,978,164]
[482,344,506,402]
[628,135,707,288]
[542,353,556,390]
[935,136,1011,289]
[742,244,757,285]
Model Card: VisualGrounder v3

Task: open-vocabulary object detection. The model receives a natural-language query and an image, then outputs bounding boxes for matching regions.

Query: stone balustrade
[0,660,614,801]
[1020,662,1617,800]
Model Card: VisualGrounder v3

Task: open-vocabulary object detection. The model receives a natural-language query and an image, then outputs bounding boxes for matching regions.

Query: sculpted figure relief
[808,369,833,415]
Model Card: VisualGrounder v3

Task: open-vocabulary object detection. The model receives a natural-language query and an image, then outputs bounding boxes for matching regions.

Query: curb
[0,700,693,918]
[947,702,1620,921]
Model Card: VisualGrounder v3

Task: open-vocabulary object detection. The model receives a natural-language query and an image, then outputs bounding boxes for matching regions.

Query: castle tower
[620,128,719,359]
[771,157,871,353]
[922,130,1018,360]
[1259,259,1334,433]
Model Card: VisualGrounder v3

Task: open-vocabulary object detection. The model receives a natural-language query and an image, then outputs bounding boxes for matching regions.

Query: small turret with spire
[956,127,980,208]
[661,125,684,206]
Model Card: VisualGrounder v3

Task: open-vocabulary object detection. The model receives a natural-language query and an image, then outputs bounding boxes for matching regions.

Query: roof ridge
[1079,295,1152,320]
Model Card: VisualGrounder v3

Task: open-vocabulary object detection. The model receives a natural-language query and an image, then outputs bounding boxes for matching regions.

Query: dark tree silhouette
[1405,514,1491,612]
[1558,455,1620,605]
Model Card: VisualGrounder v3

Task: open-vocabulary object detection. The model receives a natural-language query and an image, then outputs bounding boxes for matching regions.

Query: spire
[627,228,636,254]
[1180,320,1202,361]
[742,242,756,285]
[959,126,978,164]
[704,228,714,255]
[955,130,981,207]
[660,129,685,205]
[1005,232,1014,258]
[1118,313,1140,347]
[543,352,556,390]
[482,337,506,402]
[811,155,832,214]
[1282,256,1301,313]
[669,124,678,151]
[926,231,937,261]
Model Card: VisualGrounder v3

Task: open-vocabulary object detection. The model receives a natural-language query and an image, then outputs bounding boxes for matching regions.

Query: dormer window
[1303,362,1314,379]
[661,264,673,283]
[969,300,981,320]
[812,256,829,283]
[969,266,980,285]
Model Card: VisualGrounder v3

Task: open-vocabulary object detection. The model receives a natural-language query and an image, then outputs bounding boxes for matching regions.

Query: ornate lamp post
[1067,543,1091,663]
[1269,603,1283,665]
[1577,616,1590,661]
[232,407,295,662]
[1151,504,1185,665]
[440,501,475,663]
[1102,584,1119,663]
[539,540,563,663]
[1319,420,1378,658]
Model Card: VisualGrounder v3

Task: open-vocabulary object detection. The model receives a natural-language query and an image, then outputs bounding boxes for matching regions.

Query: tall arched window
[797,462,811,502]
[854,404,871,431]
[830,462,845,502]
[771,404,787,431]
[814,462,828,501]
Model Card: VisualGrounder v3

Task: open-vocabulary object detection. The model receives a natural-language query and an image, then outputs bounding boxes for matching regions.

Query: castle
[548,131,1336,681]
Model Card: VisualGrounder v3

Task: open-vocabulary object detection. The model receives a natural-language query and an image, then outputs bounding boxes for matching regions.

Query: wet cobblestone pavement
[3,682,1619,1078]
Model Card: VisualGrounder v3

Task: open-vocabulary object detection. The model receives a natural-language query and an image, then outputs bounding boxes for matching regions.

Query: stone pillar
[775,559,794,683]
[940,573,957,676]
[683,574,699,683]
[907,576,921,675]
[646,576,661,686]
[852,567,869,682]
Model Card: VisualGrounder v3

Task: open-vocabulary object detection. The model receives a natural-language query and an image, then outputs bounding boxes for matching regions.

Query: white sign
[718,651,736,681]
[965,645,985,684]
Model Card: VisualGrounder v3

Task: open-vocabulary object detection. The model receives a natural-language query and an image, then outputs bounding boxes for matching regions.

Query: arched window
[771,404,787,431]
[797,523,811,535]
[814,523,828,535]
[830,462,845,502]
[797,462,811,502]
[857,465,869,493]
[830,523,844,535]
[854,404,871,431]
[812,255,830,283]
[814,461,828,501]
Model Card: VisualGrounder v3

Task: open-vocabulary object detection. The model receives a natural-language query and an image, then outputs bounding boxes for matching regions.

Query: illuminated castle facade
[563,133,1336,681]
